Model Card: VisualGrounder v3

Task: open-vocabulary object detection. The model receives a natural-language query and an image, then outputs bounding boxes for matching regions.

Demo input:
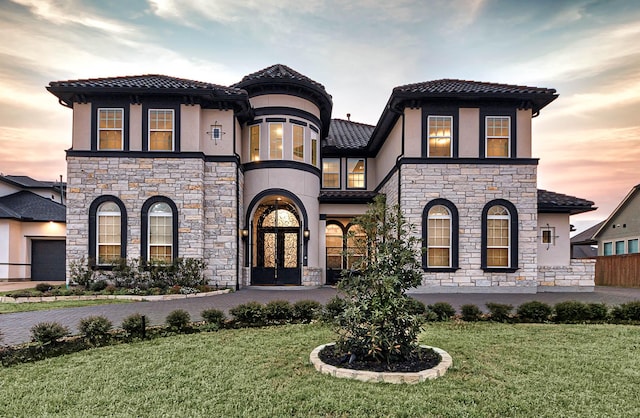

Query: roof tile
[394,79,556,96]
[0,191,65,222]
[325,119,374,150]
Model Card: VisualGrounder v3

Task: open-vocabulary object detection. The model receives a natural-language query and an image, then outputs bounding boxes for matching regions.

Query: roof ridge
[331,118,375,127]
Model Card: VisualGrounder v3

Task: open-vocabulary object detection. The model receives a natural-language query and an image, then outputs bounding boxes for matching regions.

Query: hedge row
[2,298,639,367]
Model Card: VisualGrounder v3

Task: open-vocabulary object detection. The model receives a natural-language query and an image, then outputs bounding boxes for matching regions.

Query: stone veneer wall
[66,156,239,287]
[302,267,323,286]
[399,163,539,293]
[537,259,596,291]
[204,161,240,289]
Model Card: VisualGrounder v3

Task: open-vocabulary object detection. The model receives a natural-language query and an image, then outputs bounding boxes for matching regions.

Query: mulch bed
[319,344,441,373]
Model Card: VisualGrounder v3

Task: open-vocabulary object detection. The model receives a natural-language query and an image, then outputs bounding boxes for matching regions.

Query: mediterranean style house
[48,64,596,293]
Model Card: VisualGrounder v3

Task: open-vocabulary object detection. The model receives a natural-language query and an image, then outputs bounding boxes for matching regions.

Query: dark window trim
[88,195,127,267]
[91,103,130,151]
[479,107,517,158]
[321,157,341,189]
[481,199,519,271]
[246,119,263,126]
[325,220,346,270]
[265,117,286,123]
[422,199,459,272]
[289,118,307,126]
[243,160,321,178]
[310,125,319,133]
[346,157,367,190]
[140,196,179,262]
[421,106,459,158]
[142,104,181,152]
[254,107,322,129]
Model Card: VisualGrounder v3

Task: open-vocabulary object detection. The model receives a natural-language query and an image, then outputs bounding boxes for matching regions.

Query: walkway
[1,286,640,346]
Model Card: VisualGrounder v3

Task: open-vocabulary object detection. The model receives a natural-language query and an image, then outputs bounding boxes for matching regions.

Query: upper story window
[486,116,510,157]
[347,158,366,189]
[427,116,452,157]
[293,125,304,161]
[603,242,613,256]
[322,158,340,189]
[250,125,260,161]
[615,240,625,255]
[628,239,639,254]
[98,108,124,150]
[149,109,174,151]
[311,136,318,167]
[269,123,283,159]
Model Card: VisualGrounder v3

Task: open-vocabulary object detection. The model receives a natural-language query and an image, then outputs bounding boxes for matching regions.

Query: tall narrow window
[98,108,123,150]
[486,205,510,267]
[615,240,625,255]
[603,242,613,256]
[347,158,365,189]
[269,123,283,159]
[293,125,304,161]
[427,205,451,267]
[311,137,318,166]
[486,116,510,157]
[97,202,121,265]
[325,224,344,271]
[250,125,260,161]
[322,158,340,188]
[628,239,639,254]
[427,116,452,157]
[149,109,174,151]
[149,202,173,263]
[347,224,366,269]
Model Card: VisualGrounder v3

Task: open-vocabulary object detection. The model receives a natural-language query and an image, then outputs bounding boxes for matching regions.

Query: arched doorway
[251,198,302,285]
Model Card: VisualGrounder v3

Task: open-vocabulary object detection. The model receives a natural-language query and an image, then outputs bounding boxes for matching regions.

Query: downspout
[234,118,241,291]
[388,104,405,240]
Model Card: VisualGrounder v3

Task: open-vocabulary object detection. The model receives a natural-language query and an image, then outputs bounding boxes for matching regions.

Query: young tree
[335,195,424,364]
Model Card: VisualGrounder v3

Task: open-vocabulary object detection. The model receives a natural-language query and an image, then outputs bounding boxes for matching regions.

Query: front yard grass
[0,299,132,314]
[1,322,638,417]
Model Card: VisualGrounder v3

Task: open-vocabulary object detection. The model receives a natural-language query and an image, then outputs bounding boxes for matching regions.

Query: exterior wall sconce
[241,229,249,240]
[303,229,310,239]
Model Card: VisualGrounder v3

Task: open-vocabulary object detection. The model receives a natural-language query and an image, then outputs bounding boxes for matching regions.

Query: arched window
[89,196,127,266]
[346,224,366,269]
[325,223,344,271]
[482,200,518,271]
[422,199,458,271]
[427,205,451,267]
[141,197,178,263]
[148,202,173,263]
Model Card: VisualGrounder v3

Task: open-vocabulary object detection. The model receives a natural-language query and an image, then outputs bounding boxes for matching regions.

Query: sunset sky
[1,0,639,232]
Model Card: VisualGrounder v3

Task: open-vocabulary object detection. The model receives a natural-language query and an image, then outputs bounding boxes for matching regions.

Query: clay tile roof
[325,119,375,150]
[318,190,378,203]
[538,189,596,215]
[233,64,327,91]
[48,74,244,96]
[394,79,557,96]
[0,191,65,222]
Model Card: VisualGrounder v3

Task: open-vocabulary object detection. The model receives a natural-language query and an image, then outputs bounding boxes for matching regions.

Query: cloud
[0,126,68,180]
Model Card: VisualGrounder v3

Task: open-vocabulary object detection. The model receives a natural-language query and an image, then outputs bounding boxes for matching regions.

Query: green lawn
[0,299,132,314]
[1,322,638,417]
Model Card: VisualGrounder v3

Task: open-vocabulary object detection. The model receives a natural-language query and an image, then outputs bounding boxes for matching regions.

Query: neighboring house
[47,64,596,293]
[593,184,640,256]
[0,175,66,281]
[570,221,602,259]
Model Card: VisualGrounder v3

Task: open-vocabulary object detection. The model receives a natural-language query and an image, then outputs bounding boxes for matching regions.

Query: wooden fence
[595,253,640,287]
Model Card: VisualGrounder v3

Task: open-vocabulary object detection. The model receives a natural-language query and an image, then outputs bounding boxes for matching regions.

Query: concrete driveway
[1,286,640,346]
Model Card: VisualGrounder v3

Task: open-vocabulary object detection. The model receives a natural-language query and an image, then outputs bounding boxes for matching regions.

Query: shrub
[587,303,609,321]
[554,301,591,323]
[322,296,346,322]
[611,301,640,321]
[517,301,552,323]
[264,300,293,324]
[89,280,108,292]
[461,304,482,322]
[405,298,427,315]
[121,313,146,339]
[110,258,148,290]
[428,302,456,321]
[201,308,226,329]
[166,309,191,332]
[292,300,322,323]
[69,256,95,287]
[30,322,69,345]
[230,302,266,327]
[78,316,113,345]
[486,302,513,322]
[35,283,53,293]
[172,258,207,288]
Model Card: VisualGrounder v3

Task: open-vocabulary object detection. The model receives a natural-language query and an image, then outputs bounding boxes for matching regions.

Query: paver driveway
[1,286,639,346]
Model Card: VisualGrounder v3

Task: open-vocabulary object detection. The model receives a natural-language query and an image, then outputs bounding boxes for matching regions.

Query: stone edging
[0,289,230,304]
[309,343,453,384]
